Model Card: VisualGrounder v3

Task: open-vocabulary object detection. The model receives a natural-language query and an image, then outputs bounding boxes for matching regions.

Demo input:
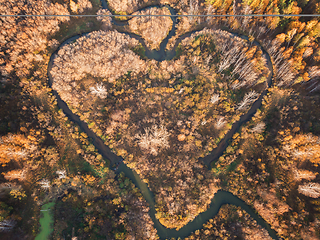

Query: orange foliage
[0,134,30,166]
[285,134,320,164]
[3,169,26,181]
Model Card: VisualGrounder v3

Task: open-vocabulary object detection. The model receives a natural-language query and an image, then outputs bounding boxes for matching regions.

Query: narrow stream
[39,1,281,239]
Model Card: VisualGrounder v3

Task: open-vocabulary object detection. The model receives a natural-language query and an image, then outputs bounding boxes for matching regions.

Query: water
[35,202,55,240]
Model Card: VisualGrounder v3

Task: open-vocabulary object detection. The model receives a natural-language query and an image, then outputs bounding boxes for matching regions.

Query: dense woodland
[0,0,320,239]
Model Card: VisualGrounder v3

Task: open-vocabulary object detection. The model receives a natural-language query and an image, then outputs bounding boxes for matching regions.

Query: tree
[294,169,317,181]
[70,0,92,13]
[9,189,27,201]
[56,170,67,180]
[3,169,26,181]
[0,219,16,232]
[214,30,262,87]
[96,9,112,30]
[215,116,226,129]
[298,183,320,198]
[286,28,297,47]
[288,134,320,164]
[38,179,51,190]
[303,48,313,58]
[0,0,69,78]
[89,83,108,99]
[266,41,297,86]
[107,0,139,13]
[188,0,200,25]
[307,66,320,93]
[240,4,252,30]
[0,183,12,191]
[135,124,170,156]
[0,134,29,166]
[51,30,145,107]
[251,122,266,133]
[237,91,259,111]
[210,94,220,104]
[128,7,173,50]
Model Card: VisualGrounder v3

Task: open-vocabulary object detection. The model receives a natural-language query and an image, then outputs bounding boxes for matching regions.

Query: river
[35,202,55,240]
[37,1,280,239]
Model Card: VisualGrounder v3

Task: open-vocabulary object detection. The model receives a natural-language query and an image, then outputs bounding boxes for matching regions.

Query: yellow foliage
[302,72,310,81]
[297,36,310,48]
[284,135,292,141]
[276,33,286,43]
[195,140,202,147]
[0,134,31,166]
[286,133,320,164]
[82,174,96,185]
[117,148,127,157]
[210,0,223,9]
[249,0,260,11]
[10,189,27,201]
[305,20,318,33]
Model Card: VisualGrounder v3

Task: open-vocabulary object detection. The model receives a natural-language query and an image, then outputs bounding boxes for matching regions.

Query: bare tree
[0,220,16,232]
[231,81,247,90]
[5,149,28,159]
[179,87,185,94]
[294,169,317,181]
[237,91,259,111]
[205,55,212,66]
[241,5,252,30]
[292,148,314,159]
[188,0,200,24]
[307,66,320,93]
[96,9,112,30]
[135,124,170,156]
[38,179,51,190]
[210,94,220,104]
[215,116,226,129]
[206,5,215,24]
[89,83,108,99]
[251,122,266,133]
[303,47,313,58]
[56,169,67,179]
[298,183,320,198]
[0,183,12,190]
[267,40,296,86]
[275,61,296,86]
[218,45,240,73]
[4,169,26,181]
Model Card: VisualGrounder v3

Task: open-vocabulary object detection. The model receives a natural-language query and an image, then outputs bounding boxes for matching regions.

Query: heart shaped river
[47,5,277,239]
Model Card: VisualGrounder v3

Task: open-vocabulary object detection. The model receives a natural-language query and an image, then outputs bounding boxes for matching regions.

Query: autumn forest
[1,0,320,239]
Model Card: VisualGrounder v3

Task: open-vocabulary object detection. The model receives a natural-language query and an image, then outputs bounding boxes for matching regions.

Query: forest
[0,0,320,239]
